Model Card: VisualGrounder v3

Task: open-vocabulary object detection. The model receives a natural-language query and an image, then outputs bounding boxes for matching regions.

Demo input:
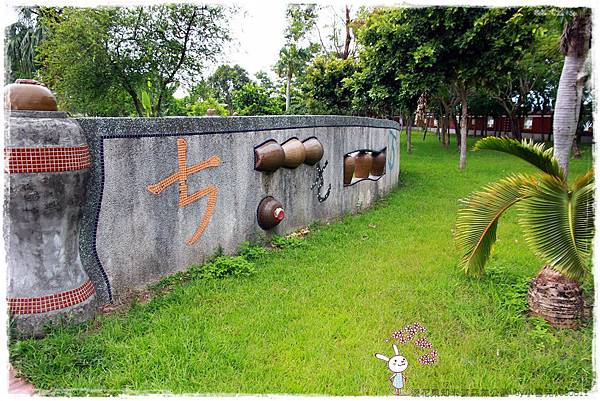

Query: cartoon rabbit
[375,344,408,395]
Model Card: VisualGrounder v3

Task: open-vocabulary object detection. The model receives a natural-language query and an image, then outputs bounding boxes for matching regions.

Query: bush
[238,242,269,261]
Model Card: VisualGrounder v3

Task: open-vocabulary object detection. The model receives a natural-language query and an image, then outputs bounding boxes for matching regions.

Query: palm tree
[455,137,594,328]
[553,9,591,178]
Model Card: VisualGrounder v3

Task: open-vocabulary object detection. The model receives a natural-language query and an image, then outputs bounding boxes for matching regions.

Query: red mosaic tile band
[8,280,96,315]
[4,146,91,173]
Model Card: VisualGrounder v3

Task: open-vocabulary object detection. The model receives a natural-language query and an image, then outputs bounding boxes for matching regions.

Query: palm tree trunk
[459,99,468,170]
[528,266,583,328]
[553,12,590,177]
[553,55,586,176]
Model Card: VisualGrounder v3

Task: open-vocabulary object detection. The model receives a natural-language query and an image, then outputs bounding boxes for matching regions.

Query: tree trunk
[553,14,590,177]
[459,99,468,170]
[483,117,488,137]
[452,114,460,151]
[442,116,449,148]
[540,110,545,142]
[528,266,584,329]
[509,114,521,140]
[435,117,440,141]
[285,67,292,112]
[341,5,352,60]
[406,114,413,154]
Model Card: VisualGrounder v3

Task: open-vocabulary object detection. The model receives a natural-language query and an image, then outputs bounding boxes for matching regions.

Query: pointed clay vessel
[344,154,355,185]
[354,151,373,179]
[303,137,324,165]
[281,138,306,168]
[254,140,285,172]
[371,151,386,176]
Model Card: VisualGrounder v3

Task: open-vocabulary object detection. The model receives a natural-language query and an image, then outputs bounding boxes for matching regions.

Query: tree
[207,64,251,113]
[4,7,61,83]
[350,7,543,163]
[315,5,355,60]
[231,82,284,115]
[275,4,320,112]
[186,97,228,116]
[302,54,357,115]
[37,5,230,116]
[455,137,594,328]
[553,8,591,177]
[486,14,563,140]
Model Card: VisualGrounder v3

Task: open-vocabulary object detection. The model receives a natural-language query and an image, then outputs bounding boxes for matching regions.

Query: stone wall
[77,116,400,303]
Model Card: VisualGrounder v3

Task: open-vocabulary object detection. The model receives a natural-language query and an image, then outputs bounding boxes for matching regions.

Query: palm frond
[517,171,594,281]
[571,169,594,261]
[455,174,534,276]
[474,137,564,180]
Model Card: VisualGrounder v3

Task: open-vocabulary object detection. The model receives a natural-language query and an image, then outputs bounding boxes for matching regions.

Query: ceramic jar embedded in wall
[344,154,355,185]
[371,151,386,176]
[281,138,306,168]
[303,138,324,165]
[257,196,285,230]
[354,151,373,179]
[254,140,285,172]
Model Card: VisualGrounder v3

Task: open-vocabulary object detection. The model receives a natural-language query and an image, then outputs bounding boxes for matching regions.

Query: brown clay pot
[303,137,324,165]
[4,79,57,111]
[371,151,386,176]
[281,138,306,168]
[343,154,355,185]
[254,140,285,172]
[354,151,373,179]
[257,196,285,230]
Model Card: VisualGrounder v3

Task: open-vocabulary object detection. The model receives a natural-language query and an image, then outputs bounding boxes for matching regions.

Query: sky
[2,0,592,89]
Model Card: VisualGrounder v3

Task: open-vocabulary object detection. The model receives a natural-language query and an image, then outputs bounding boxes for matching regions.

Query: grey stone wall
[78,116,400,303]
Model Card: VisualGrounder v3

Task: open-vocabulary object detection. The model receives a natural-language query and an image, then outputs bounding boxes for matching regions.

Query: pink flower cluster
[390,322,427,344]
[388,322,438,366]
[418,350,438,365]
[414,337,433,349]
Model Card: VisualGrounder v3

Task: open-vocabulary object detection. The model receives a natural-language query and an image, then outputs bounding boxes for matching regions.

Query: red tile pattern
[8,280,95,314]
[4,146,91,173]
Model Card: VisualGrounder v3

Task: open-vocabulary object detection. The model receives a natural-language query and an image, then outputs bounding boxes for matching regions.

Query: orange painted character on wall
[147,138,221,246]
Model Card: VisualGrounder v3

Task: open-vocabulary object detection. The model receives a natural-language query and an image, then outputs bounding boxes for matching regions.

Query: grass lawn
[9,134,594,396]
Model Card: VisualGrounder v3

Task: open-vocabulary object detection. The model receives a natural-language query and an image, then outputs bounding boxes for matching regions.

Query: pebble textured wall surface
[77,115,400,302]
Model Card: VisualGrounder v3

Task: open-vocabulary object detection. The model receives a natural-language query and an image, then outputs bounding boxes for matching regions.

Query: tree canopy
[37,4,230,116]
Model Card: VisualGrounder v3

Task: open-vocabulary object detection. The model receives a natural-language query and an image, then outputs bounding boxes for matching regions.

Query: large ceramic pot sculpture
[257,196,285,230]
[344,154,355,185]
[302,137,324,165]
[254,140,285,172]
[4,80,97,338]
[371,151,386,176]
[281,138,306,168]
[354,151,373,179]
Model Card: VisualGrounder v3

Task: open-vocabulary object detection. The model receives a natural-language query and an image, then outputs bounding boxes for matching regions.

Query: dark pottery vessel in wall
[344,154,355,185]
[303,137,324,165]
[254,140,285,172]
[354,151,373,179]
[4,79,58,111]
[281,138,306,168]
[371,151,386,176]
[257,196,285,230]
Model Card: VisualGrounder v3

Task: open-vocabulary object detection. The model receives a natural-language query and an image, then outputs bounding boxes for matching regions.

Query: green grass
[10,134,594,396]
